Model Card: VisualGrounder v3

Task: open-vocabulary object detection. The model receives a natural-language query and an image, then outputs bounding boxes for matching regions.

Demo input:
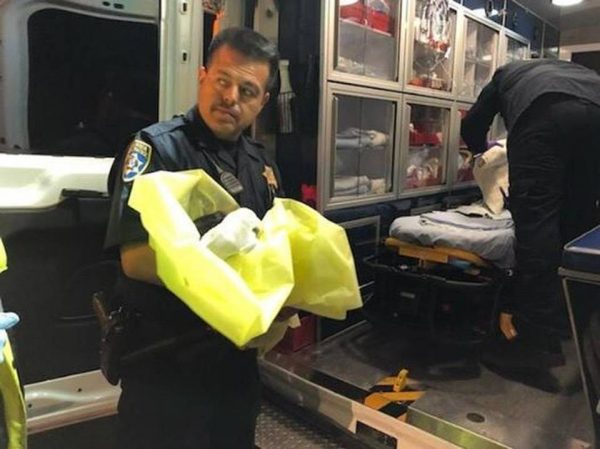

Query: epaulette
[142,114,187,138]
[244,134,266,149]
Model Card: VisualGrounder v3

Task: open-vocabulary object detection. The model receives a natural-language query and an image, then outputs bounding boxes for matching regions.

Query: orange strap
[384,237,489,268]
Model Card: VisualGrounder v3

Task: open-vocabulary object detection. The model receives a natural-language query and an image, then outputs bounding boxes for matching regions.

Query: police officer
[461,59,600,389]
[104,27,282,449]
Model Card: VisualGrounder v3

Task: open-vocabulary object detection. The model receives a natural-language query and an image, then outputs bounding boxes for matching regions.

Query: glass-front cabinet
[505,35,529,63]
[406,0,458,96]
[462,0,503,25]
[317,0,555,211]
[329,0,402,88]
[321,83,399,209]
[505,0,542,58]
[454,105,475,184]
[402,97,451,191]
[459,11,499,100]
[543,24,559,59]
[500,29,529,65]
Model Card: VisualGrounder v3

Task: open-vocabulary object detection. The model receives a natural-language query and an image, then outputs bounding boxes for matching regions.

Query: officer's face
[198,45,270,141]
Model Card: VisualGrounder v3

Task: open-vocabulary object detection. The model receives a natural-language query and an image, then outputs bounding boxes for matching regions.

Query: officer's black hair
[207,27,279,91]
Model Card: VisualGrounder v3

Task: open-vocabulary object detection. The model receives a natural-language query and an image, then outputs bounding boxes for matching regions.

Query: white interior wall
[220,0,243,29]
[559,3,600,49]
[560,43,600,61]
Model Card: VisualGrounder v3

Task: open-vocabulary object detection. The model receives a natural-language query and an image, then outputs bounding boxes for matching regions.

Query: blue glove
[0,312,19,364]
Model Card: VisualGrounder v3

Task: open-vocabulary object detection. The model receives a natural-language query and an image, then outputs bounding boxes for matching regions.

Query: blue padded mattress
[562,225,600,275]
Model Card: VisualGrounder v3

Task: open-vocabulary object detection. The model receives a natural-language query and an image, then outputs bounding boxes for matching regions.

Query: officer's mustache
[213,104,241,120]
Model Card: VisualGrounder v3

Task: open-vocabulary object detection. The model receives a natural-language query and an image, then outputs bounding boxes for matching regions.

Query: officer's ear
[198,67,207,85]
[261,92,270,107]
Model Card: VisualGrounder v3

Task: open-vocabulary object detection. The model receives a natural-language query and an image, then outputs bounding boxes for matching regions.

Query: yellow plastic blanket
[0,239,6,274]
[0,342,26,449]
[129,170,362,346]
[0,239,27,449]
[264,198,362,319]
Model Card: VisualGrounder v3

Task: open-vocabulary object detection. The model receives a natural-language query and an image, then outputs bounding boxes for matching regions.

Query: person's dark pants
[116,332,260,449]
[507,93,600,336]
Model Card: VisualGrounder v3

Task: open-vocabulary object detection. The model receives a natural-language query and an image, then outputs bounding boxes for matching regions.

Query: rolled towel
[334,175,371,191]
[473,140,508,215]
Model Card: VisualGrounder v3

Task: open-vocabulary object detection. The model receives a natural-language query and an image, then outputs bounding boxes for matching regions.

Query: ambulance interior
[0,0,599,448]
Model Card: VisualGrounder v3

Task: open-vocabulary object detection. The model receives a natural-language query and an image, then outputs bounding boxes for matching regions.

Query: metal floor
[256,400,364,449]
[264,321,594,449]
[27,321,594,449]
[30,399,359,449]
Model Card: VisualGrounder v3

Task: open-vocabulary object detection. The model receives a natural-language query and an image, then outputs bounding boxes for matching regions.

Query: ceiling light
[551,0,583,6]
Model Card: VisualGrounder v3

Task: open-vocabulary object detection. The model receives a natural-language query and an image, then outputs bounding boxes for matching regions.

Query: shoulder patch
[122,140,152,182]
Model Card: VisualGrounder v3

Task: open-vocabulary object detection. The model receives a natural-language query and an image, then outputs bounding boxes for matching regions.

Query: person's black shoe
[482,362,561,393]
[481,334,565,392]
[482,333,565,370]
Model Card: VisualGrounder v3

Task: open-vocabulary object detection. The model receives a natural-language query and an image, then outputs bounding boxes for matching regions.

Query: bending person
[461,59,600,389]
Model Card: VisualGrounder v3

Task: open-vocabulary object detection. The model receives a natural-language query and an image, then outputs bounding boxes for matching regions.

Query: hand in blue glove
[0,312,19,364]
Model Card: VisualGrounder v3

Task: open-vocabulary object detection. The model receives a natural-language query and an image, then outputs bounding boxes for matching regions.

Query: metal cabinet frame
[318,82,402,211]
[317,0,533,213]
[498,27,531,65]
[398,95,454,197]
[455,7,502,103]
[450,101,478,189]
[323,0,407,91]
[402,0,461,100]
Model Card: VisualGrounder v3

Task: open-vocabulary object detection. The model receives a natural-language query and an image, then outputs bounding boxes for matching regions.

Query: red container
[409,132,441,146]
[301,183,317,209]
[340,1,366,24]
[274,314,316,354]
[366,9,391,34]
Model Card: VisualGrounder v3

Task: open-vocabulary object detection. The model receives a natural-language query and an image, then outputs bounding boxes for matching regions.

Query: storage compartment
[408,0,457,93]
[455,106,474,183]
[405,101,450,190]
[328,86,397,205]
[505,0,542,58]
[274,314,317,353]
[335,0,400,81]
[363,249,503,344]
[543,24,560,60]
[460,15,498,99]
[504,34,529,64]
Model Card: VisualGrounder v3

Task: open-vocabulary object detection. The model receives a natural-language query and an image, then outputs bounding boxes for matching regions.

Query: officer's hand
[0,312,19,364]
[199,208,262,260]
[276,307,299,321]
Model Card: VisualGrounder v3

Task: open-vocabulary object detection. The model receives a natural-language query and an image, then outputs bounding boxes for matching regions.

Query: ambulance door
[0,0,163,386]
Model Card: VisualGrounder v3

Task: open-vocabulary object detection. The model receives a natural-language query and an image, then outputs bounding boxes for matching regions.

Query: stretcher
[363,225,510,344]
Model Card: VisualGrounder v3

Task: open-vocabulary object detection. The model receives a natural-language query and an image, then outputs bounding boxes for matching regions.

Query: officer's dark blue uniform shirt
[104,106,283,332]
[106,106,283,247]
